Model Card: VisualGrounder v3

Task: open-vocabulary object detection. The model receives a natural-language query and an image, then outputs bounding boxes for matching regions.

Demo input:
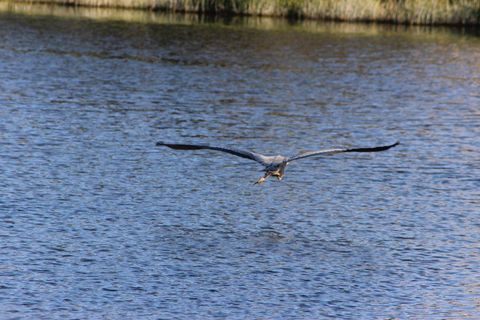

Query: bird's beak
[254,177,266,185]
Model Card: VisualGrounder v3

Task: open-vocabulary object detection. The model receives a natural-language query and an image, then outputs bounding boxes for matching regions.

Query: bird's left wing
[287,142,399,162]
[156,142,270,165]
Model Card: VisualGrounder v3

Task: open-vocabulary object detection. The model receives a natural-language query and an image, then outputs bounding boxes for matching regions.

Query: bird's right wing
[156,142,270,165]
[288,142,399,162]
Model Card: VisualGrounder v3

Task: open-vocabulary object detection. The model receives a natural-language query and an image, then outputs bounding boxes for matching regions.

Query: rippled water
[1,5,479,319]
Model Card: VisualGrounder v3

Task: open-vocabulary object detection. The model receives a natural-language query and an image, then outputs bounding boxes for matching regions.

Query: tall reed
[8,0,480,24]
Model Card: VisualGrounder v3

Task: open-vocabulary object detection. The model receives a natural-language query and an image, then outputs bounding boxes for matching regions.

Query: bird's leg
[275,162,287,180]
[254,172,272,185]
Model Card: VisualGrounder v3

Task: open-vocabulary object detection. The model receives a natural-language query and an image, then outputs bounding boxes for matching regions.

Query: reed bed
[6,0,480,24]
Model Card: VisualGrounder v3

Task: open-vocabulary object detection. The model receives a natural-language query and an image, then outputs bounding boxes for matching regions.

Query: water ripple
[1,8,479,320]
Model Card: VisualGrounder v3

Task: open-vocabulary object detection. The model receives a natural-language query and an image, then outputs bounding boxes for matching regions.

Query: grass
[4,0,480,24]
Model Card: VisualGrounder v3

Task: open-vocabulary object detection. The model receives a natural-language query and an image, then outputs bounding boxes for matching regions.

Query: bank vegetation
[7,0,480,24]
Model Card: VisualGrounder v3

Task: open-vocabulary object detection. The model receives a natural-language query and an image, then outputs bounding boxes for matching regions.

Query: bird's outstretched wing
[288,142,399,162]
[156,142,270,165]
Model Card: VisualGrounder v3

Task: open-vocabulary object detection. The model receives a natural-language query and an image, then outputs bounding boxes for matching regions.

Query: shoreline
[2,0,480,25]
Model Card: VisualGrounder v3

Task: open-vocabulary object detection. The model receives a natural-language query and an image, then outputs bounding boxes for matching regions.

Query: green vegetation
[4,0,480,24]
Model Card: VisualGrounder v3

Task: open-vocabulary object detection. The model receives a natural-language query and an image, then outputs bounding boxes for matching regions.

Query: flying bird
[156,141,399,184]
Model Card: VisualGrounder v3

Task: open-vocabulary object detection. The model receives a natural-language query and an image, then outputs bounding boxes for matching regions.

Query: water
[0,5,479,319]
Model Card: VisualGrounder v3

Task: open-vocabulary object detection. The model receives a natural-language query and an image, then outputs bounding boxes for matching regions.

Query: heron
[156,141,399,184]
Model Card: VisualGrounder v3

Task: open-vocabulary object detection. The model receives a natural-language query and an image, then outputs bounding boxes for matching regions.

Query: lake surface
[0,5,479,319]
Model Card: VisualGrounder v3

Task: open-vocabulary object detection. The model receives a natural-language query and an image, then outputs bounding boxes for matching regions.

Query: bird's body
[156,141,399,184]
[257,160,287,184]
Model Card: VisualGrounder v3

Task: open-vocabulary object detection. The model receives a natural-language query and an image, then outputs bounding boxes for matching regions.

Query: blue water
[0,7,479,319]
